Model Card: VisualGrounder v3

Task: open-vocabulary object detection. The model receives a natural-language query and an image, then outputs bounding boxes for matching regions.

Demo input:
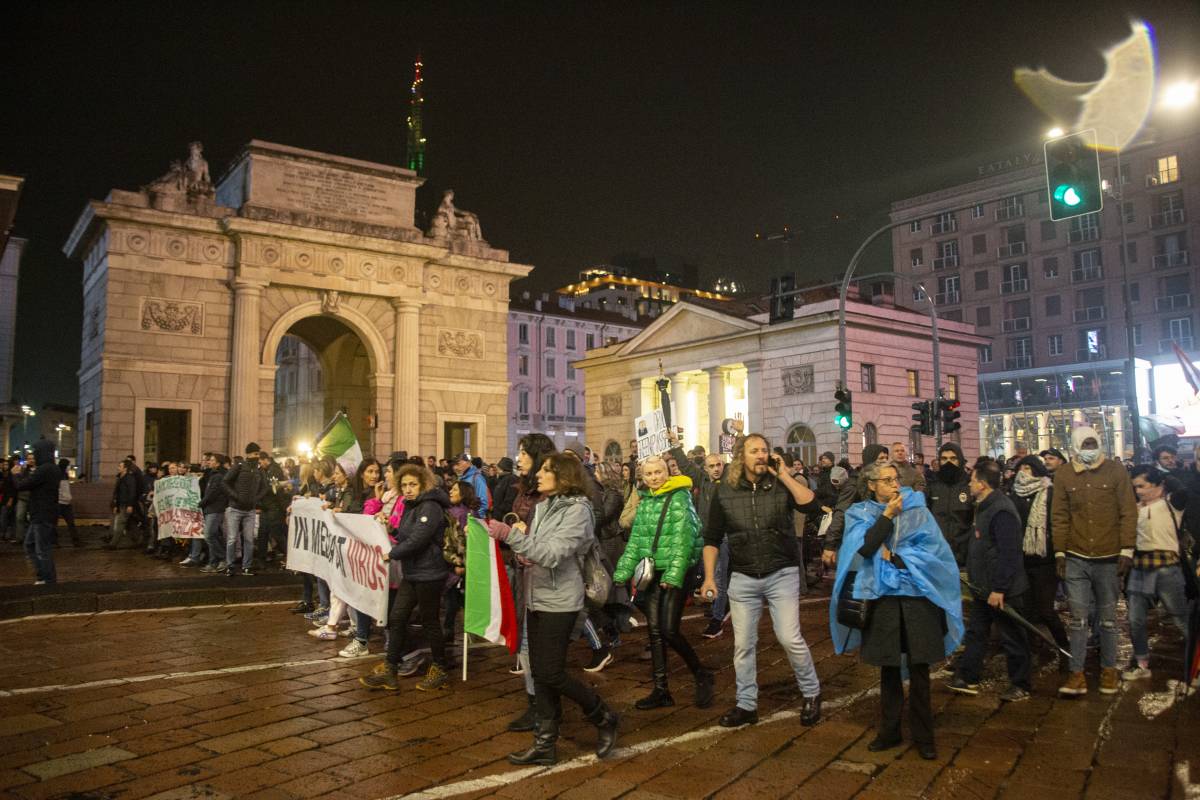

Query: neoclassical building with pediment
[64,140,530,479]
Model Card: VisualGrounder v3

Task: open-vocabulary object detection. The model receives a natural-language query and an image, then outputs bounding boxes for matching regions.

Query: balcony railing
[1073,306,1107,322]
[998,242,1027,259]
[931,219,958,234]
[1153,251,1189,269]
[1146,171,1179,187]
[1001,317,1031,332]
[1068,227,1100,243]
[934,291,961,305]
[1156,294,1193,312]
[1000,278,1029,294]
[995,205,1025,221]
[1071,266,1103,283]
[1150,208,1186,229]
[1075,347,1107,361]
[1161,337,1194,353]
[932,255,959,269]
[1004,356,1033,370]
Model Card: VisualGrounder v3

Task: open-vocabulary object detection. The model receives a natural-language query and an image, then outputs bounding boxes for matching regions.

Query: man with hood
[453,453,490,518]
[821,444,891,568]
[924,442,974,565]
[1052,426,1137,697]
[17,440,61,584]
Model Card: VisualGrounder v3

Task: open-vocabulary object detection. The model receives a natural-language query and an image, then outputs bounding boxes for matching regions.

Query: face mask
[1077,448,1100,465]
[937,462,962,483]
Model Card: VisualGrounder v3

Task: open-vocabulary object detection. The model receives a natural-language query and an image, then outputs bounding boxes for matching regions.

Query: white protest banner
[153,476,204,539]
[635,408,671,462]
[287,498,389,621]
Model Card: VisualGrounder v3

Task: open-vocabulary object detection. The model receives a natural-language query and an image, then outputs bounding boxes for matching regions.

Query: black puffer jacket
[389,488,451,582]
[199,467,228,514]
[924,443,973,565]
[705,472,822,578]
[222,462,268,511]
[18,441,61,524]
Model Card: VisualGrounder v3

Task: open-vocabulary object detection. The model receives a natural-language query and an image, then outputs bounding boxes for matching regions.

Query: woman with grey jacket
[487,452,619,766]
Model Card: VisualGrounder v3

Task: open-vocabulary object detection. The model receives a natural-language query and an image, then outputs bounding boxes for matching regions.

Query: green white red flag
[464,517,518,653]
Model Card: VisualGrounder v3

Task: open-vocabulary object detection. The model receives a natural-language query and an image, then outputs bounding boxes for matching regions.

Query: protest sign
[287,498,390,621]
[153,475,203,539]
[635,408,670,462]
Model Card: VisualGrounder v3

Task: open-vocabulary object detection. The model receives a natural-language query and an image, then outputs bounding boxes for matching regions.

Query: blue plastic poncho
[829,487,964,657]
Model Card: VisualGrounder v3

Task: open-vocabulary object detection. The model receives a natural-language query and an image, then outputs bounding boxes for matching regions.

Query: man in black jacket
[700,433,823,728]
[222,442,268,576]
[198,453,229,573]
[948,460,1032,702]
[492,457,519,520]
[925,442,974,566]
[18,440,61,584]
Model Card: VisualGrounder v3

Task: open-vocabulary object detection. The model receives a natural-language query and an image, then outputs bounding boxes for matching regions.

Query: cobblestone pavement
[0,592,1197,799]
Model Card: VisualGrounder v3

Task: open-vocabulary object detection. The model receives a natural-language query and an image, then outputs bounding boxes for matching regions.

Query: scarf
[1014,472,1049,556]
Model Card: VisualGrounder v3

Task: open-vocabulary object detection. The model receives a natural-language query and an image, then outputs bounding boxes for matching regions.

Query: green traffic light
[1053,184,1082,207]
[835,414,851,430]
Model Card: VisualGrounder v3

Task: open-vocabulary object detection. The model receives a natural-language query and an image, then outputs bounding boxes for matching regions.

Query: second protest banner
[153,475,204,539]
[287,497,390,621]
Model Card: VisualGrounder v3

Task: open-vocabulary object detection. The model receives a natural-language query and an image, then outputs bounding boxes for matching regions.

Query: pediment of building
[616,303,759,356]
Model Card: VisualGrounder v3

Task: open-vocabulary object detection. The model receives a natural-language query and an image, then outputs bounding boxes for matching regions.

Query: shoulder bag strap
[649,489,681,556]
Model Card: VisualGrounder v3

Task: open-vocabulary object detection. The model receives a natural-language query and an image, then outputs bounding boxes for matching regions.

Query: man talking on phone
[700,432,824,728]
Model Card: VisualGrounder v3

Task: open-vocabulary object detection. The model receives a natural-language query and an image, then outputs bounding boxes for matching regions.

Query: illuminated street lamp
[55,423,71,453]
[1161,80,1198,110]
[1045,126,1065,139]
[20,405,35,444]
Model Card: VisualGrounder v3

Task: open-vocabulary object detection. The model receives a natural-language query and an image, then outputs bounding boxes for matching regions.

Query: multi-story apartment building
[891,123,1199,459]
[507,292,644,458]
[558,266,731,322]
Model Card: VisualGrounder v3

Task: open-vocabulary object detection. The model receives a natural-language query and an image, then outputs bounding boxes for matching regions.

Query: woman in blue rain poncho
[830,462,963,761]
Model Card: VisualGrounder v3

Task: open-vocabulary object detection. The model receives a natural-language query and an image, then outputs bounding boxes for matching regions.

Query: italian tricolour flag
[313,412,363,476]
[464,517,518,653]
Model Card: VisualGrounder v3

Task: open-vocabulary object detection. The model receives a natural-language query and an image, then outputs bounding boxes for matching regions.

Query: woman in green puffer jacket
[614,456,713,711]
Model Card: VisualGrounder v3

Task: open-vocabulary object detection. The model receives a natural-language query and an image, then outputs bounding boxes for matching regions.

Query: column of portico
[1001,413,1014,459]
[671,371,689,438]
[228,279,266,454]
[392,298,422,455]
[706,366,727,455]
[744,359,764,434]
[628,378,644,419]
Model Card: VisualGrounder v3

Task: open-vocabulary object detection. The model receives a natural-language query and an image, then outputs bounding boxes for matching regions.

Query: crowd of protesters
[3,423,1197,766]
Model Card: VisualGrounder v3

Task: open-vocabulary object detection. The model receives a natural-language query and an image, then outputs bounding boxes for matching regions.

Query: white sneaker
[178,558,195,566]
[1122,664,1152,681]
[339,640,369,658]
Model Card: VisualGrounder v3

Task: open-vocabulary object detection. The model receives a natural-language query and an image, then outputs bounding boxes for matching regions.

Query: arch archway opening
[784,424,816,468]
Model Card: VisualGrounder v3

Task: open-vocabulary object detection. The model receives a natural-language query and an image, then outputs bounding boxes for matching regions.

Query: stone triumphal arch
[64,140,530,479]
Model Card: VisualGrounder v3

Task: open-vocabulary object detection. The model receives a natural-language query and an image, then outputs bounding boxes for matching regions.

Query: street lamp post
[20,405,35,448]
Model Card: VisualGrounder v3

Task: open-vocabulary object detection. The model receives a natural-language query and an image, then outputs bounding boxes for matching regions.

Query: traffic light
[1044,129,1103,221]
[910,400,933,437]
[834,386,853,430]
[769,274,797,324]
[938,398,962,434]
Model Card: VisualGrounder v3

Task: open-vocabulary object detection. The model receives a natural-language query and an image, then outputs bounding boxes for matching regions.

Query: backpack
[579,532,612,608]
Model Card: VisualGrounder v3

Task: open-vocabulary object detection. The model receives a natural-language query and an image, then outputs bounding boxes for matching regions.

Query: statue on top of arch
[144,141,214,198]
[427,189,482,241]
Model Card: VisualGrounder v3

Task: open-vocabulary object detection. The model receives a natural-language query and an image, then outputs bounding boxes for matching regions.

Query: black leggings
[528,609,600,721]
[387,579,446,668]
[642,571,702,686]
[880,664,932,745]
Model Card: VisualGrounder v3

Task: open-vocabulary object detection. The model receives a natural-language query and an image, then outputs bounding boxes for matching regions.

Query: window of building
[1001,262,1029,294]
[976,306,991,327]
[1123,201,1136,224]
[1126,241,1138,264]
[936,275,960,304]
[1130,282,1140,303]
[1080,328,1107,358]
[545,327,556,347]
[518,323,529,345]
[863,422,878,447]
[518,355,529,376]
[909,219,922,233]
[934,239,959,269]
[545,357,556,378]
[518,390,529,415]
[1155,154,1179,185]
[980,344,993,364]
[604,441,622,462]
[1049,334,1063,356]
[1040,220,1057,241]
[906,369,920,396]
[545,393,557,416]
[1043,257,1059,278]
[1068,212,1101,243]
[912,286,927,303]
[1132,324,1142,347]
[972,234,987,255]
[910,248,923,267]
[972,203,985,219]
[1011,336,1034,359]
[784,424,817,467]
[1166,316,1193,344]
[947,374,959,400]
[933,211,957,234]
[974,270,989,291]
[567,395,577,417]
[1046,295,1061,316]
[860,364,876,393]
[940,309,964,322]
[566,330,576,350]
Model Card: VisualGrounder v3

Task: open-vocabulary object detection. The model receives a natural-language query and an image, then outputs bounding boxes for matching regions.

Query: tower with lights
[406,56,426,175]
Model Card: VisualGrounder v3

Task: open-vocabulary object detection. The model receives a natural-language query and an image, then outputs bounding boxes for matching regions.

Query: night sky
[3,1,1199,412]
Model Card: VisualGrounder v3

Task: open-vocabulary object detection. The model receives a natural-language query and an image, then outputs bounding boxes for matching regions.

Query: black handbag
[836,570,874,629]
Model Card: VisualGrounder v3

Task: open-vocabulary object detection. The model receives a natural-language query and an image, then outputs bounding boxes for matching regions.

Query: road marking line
[0,600,295,625]
[387,683,880,800]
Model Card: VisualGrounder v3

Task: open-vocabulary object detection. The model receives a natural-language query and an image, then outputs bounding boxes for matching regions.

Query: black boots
[585,699,620,758]
[508,719,558,765]
[507,693,537,733]
[695,669,715,709]
[635,686,674,710]
[800,693,822,726]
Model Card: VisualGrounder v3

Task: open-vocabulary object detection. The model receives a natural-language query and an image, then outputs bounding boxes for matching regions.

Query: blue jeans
[1128,567,1190,660]
[224,508,257,570]
[202,512,225,566]
[728,566,820,709]
[25,521,56,584]
[711,540,731,621]
[1065,557,1119,671]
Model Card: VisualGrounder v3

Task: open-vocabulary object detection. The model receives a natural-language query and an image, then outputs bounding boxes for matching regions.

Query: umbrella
[961,577,1071,659]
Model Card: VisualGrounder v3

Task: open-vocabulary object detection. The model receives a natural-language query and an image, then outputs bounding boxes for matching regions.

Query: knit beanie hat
[861,444,888,467]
